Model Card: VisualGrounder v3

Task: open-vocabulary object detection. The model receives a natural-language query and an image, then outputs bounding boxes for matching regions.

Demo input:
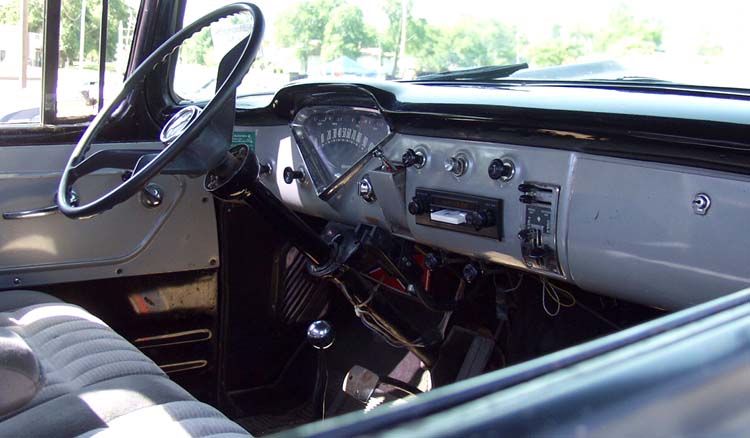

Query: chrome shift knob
[306,320,335,350]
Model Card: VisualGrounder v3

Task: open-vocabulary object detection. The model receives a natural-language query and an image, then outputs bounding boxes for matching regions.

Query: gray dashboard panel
[254,123,750,310]
[567,157,750,309]
[0,143,219,290]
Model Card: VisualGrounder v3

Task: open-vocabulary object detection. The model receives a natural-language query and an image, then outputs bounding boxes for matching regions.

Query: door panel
[0,142,219,289]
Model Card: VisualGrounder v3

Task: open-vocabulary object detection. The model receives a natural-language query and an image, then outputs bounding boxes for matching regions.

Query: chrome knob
[307,320,335,350]
[358,175,376,203]
[444,154,468,177]
[140,183,163,208]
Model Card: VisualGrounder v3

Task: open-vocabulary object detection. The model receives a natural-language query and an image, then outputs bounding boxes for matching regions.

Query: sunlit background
[1,0,748,122]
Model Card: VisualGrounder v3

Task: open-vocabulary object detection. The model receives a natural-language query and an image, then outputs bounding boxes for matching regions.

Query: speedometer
[291,106,390,196]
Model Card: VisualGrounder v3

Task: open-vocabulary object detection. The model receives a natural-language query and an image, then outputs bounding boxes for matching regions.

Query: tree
[0,0,135,64]
[528,39,584,67]
[320,3,373,61]
[593,5,662,56]
[413,19,517,73]
[381,0,412,76]
[0,0,44,32]
[276,0,340,73]
[179,28,213,65]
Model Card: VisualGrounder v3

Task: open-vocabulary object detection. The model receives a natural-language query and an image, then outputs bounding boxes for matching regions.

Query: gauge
[291,106,390,195]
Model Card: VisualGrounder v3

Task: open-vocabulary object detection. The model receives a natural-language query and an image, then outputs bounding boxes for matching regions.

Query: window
[173,1,263,102]
[176,0,750,98]
[0,0,140,125]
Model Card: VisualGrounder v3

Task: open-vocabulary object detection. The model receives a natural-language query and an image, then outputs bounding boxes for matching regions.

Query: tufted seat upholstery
[0,290,251,437]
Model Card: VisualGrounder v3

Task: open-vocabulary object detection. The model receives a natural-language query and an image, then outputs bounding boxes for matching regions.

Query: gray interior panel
[0,143,219,290]
[254,123,750,310]
[566,157,750,309]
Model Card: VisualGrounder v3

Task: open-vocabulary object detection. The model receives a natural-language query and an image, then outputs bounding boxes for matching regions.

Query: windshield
[177,0,750,99]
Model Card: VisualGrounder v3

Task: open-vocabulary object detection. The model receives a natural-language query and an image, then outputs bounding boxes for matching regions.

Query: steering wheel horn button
[160,105,203,144]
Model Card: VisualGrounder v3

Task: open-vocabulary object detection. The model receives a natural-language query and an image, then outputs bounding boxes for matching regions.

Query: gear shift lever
[307,320,334,419]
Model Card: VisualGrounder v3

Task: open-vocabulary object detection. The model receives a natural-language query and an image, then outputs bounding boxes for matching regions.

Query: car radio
[408,189,503,240]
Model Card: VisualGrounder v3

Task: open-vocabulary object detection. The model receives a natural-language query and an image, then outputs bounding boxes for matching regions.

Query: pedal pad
[457,334,495,381]
[431,326,495,386]
[343,365,381,404]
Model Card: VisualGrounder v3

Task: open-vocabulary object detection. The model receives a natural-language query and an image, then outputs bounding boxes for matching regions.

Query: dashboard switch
[462,263,482,283]
[488,158,515,182]
[402,149,426,168]
[358,176,376,203]
[424,253,443,271]
[283,167,305,184]
[444,154,468,177]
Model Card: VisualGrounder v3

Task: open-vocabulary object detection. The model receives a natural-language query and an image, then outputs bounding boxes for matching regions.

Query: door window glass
[0,0,140,125]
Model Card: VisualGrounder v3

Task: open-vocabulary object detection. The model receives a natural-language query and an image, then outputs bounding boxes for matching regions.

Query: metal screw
[692,193,711,215]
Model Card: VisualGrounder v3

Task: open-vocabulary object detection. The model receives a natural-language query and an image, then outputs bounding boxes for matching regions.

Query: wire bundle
[540,277,577,316]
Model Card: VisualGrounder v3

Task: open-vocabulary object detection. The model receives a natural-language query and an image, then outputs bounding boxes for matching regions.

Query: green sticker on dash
[231,130,256,150]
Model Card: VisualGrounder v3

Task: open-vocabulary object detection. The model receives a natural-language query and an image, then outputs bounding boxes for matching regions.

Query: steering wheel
[57,2,264,219]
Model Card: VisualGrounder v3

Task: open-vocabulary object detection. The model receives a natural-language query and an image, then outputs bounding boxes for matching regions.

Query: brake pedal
[343,365,423,406]
[343,365,381,404]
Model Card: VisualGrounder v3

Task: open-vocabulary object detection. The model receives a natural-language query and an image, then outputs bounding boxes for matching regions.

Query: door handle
[2,189,80,220]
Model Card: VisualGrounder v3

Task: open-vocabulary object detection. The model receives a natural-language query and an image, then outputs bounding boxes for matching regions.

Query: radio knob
[466,210,495,229]
[408,197,429,215]
[488,158,515,182]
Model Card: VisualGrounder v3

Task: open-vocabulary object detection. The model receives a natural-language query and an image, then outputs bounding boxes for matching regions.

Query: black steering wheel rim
[57,2,264,219]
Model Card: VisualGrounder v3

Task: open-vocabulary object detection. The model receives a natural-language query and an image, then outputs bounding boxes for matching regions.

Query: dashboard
[240,80,750,310]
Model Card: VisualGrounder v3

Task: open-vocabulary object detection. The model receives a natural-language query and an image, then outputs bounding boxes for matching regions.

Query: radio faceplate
[409,189,503,240]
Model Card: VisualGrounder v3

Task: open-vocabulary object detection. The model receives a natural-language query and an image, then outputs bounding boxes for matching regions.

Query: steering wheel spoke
[57,3,265,218]
[69,149,159,181]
